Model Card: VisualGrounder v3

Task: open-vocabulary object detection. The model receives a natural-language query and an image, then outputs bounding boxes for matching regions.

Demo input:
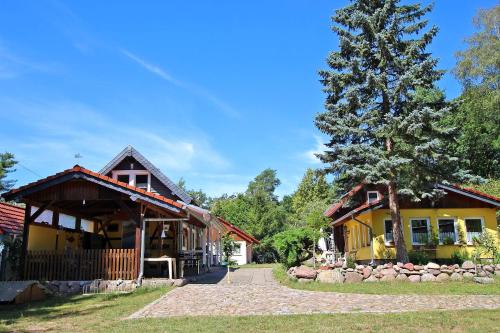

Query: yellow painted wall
[28,225,81,251]
[343,207,499,261]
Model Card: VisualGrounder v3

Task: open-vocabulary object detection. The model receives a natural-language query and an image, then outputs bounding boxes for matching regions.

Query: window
[233,243,242,255]
[113,171,151,191]
[384,219,394,244]
[438,219,456,244]
[136,174,148,190]
[410,218,429,245]
[59,213,76,229]
[117,174,130,184]
[30,206,53,224]
[465,218,483,244]
[81,219,94,233]
[367,191,379,203]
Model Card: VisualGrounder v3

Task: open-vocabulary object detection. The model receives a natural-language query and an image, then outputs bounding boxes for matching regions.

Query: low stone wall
[288,261,500,284]
[44,279,138,295]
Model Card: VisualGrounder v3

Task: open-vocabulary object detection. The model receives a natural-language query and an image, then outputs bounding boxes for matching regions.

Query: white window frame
[367,191,380,203]
[409,217,430,245]
[464,217,485,245]
[383,219,394,246]
[112,170,151,192]
[437,217,458,245]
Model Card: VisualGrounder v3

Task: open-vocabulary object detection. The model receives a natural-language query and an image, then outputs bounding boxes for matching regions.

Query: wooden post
[20,204,31,280]
[135,220,142,279]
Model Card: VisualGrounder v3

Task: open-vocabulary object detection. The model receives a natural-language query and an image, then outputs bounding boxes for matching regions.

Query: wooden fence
[25,249,137,280]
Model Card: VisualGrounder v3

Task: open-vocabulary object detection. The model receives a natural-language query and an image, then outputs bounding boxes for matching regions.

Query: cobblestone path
[129,268,500,318]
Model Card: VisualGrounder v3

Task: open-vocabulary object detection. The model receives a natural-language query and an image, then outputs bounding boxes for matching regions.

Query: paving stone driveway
[129,268,500,318]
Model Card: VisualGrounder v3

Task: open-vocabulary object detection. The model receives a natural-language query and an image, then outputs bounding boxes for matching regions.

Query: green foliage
[252,238,278,263]
[449,5,500,179]
[472,231,499,263]
[453,5,499,90]
[408,251,430,265]
[442,237,455,246]
[291,169,330,219]
[221,233,236,263]
[345,254,356,269]
[272,227,315,268]
[426,225,439,247]
[456,224,468,246]
[465,179,500,198]
[212,169,288,240]
[451,249,471,265]
[0,152,17,193]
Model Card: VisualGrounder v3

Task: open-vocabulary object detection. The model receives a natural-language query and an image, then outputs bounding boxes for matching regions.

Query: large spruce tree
[315,0,476,262]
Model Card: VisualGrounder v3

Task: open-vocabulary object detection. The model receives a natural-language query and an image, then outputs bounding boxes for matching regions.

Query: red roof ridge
[217,217,260,244]
[447,183,500,203]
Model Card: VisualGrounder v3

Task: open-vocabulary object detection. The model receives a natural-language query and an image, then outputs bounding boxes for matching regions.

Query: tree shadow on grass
[0,291,141,325]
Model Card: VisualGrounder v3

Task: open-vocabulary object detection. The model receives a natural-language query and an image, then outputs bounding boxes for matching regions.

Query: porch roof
[2,165,184,215]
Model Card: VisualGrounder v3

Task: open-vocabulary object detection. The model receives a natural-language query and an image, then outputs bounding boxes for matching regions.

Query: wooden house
[1,146,225,281]
[218,218,259,265]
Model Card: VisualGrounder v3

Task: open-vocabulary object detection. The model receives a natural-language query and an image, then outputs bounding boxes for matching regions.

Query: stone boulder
[484,265,494,273]
[495,270,500,276]
[362,266,373,279]
[380,274,396,282]
[463,272,474,279]
[344,272,363,283]
[436,273,450,282]
[462,261,475,270]
[473,277,494,284]
[421,273,436,282]
[426,262,440,270]
[317,269,344,284]
[414,265,424,270]
[380,268,397,277]
[396,274,409,282]
[364,275,379,282]
[403,263,414,271]
[450,272,463,281]
[173,278,187,287]
[427,269,441,276]
[408,275,421,283]
[294,266,317,280]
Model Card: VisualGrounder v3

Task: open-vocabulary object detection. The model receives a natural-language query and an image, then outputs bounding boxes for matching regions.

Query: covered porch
[2,165,223,281]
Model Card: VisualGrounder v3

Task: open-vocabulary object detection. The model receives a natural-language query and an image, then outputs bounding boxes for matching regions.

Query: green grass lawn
[1,287,499,333]
[273,265,500,295]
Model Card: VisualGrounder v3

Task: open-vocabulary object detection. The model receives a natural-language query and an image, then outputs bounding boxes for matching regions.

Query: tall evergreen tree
[0,152,17,193]
[315,0,476,262]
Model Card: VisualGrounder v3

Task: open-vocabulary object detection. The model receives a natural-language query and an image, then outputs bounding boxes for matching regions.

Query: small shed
[0,281,47,304]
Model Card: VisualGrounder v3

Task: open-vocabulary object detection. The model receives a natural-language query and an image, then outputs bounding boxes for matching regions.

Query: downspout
[351,214,375,266]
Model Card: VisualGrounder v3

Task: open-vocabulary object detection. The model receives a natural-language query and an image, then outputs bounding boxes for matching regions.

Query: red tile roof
[324,182,365,217]
[0,202,24,236]
[3,165,184,210]
[446,184,500,204]
[218,217,260,244]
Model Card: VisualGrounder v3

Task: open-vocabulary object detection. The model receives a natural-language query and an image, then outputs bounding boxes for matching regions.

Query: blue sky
[0,0,496,198]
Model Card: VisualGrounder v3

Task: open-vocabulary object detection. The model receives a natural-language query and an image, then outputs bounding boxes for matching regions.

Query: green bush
[451,249,470,265]
[442,237,455,245]
[253,238,277,263]
[345,254,356,269]
[272,227,315,268]
[408,250,429,265]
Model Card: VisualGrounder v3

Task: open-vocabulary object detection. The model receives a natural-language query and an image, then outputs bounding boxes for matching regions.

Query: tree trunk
[388,180,409,263]
[386,138,409,263]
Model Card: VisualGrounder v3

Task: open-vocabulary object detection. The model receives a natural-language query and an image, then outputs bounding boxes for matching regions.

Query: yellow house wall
[344,207,498,261]
[28,225,81,251]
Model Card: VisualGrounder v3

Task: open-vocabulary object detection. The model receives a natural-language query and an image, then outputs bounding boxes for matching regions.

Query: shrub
[408,250,429,265]
[253,238,277,263]
[442,237,455,245]
[451,249,470,265]
[345,254,356,269]
[472,230,499,264]
[272,227,315,268]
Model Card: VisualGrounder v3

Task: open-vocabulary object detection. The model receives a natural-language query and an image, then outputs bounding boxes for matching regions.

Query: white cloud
[302,135,326,164]
[0,41,57,79]
[121,49,239,118]
[0,98,230,185]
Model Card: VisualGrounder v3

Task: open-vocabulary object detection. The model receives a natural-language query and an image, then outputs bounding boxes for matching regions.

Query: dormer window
[112,170,151,192]
[367,191,379,203]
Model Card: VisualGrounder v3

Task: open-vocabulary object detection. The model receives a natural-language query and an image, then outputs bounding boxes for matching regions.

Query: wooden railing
[25,249,137,281]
